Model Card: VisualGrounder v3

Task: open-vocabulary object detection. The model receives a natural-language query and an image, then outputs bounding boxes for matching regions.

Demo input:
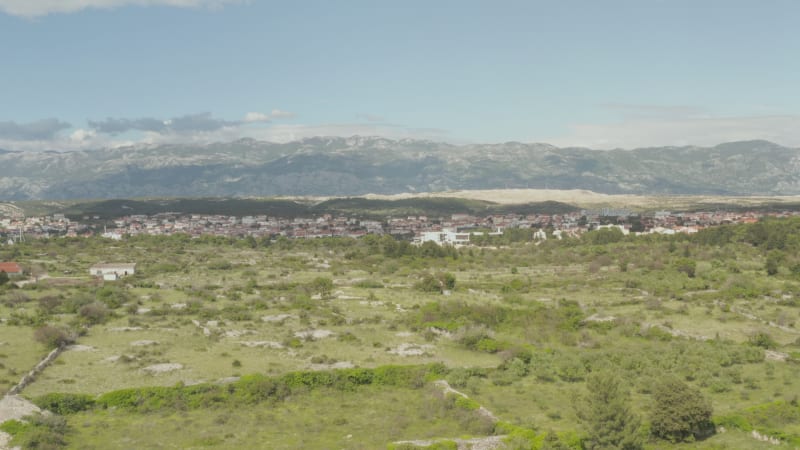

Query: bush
[33,393,95,415]
[309,277,334,297]
[354,279,383,289]
[748,332,777,349]
[37,296,62,314]
[78,302,110,325]
[415,272,456,293]
[33,326,74,348]
[674,258,697,278]
[0,413,68,449]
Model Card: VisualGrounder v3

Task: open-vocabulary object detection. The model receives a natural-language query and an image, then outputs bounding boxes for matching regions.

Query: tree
[673,258,696,278]
[309,277,333,298]
[0,270,8,286]
[415,271,456,293]
[765,251,783,276]
[650,377,714,442]
[577,371,643,450]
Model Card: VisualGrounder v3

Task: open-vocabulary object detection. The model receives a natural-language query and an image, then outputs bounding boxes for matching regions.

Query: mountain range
[1,137,799,200]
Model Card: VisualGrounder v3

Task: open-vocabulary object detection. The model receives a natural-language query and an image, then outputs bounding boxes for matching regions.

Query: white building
[89,263,136,280]
[101,231,123,241]
[419,230,471,246]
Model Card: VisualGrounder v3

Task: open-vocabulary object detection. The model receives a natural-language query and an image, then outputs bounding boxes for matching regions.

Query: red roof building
[0,262,23,276]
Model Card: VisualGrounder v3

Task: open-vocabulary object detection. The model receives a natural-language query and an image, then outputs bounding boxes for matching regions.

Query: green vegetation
[13,196,579,221]
[579,371,643,449]
[650,377,714,443]
[1,217,800,448]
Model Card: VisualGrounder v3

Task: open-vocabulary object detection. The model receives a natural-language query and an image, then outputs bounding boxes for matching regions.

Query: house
[89,263,136,280]
[595,224,630,235]
[0,262,23,277]
[419,230,471,246]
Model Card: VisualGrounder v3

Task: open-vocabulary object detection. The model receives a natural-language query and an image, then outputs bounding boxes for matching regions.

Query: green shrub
[355,279,384,289]
[748,332,777,349]
[415,272,456,293]
[0,414,69,450]
[452,395,480,411]
[33,393,95,415]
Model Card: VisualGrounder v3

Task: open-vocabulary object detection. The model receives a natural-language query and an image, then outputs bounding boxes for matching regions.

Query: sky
[1,0,799,151]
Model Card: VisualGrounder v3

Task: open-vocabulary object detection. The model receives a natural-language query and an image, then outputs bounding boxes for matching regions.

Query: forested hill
[1,137,799,200]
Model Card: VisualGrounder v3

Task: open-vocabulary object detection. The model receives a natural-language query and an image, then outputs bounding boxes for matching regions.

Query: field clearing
[63,385,486,449]
[2,219,800,448]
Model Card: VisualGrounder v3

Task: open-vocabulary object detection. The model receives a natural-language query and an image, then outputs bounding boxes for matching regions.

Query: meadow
[1,219,799,449]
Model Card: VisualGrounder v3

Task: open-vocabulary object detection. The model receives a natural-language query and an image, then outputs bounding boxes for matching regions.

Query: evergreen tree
[578,371,643,450]
[650,377,714,442]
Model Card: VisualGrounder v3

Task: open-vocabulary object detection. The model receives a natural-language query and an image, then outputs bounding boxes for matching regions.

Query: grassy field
[1,219,800,448]
[62,385,488,449]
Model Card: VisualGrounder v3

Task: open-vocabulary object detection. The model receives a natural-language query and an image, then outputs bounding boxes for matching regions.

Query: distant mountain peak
[1,138,798,200]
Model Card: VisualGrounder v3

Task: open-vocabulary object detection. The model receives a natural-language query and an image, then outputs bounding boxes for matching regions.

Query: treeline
[46,197,578,220]
[693,217,800,251]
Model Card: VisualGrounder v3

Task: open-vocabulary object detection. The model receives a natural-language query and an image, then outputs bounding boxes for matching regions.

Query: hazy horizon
[1,134,796,154]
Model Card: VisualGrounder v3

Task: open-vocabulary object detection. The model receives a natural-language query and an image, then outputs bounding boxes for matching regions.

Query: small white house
[89,263,136,280]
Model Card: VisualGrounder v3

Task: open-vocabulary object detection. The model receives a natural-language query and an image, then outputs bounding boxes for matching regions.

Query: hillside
[1,137,800,200]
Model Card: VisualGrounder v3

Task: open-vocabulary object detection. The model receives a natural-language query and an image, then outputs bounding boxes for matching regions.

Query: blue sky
[1,0,799,150]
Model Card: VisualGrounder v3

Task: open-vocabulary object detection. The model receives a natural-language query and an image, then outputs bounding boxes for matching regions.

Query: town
[2,206,799,246]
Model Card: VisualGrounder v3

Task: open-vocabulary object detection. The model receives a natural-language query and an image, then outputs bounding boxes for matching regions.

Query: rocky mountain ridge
[1,137,798,200]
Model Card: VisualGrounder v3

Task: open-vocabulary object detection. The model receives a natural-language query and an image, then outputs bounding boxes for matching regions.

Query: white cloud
[89,112,237,134]
[0,0,241,18]
[269,109,294,119]
[20,108,800,153]
[546,115,800,149]
[0,114,452,151]
[69,128,95,142]
[243,112,271,123]
[239,122,449,143]
[243,110,294,122]
[119,121,450,147]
